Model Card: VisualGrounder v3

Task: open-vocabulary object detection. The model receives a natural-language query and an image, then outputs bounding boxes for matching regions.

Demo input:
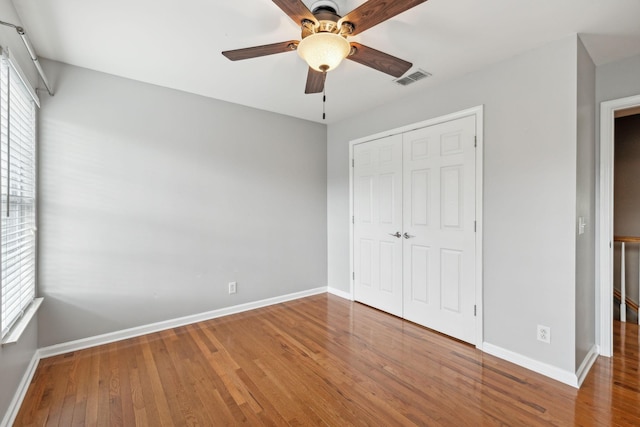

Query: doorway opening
[598,94,640,357]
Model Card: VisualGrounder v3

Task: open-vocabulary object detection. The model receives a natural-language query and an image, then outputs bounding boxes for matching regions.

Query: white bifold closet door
[353,115,477,344]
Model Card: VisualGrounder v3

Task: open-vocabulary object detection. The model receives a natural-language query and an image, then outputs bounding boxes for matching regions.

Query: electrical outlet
[537,325,551,343]
[228,282,237,294]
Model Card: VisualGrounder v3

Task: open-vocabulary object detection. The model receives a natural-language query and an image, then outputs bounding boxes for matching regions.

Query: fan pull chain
[323,92,326,121]
[322,70,327,121]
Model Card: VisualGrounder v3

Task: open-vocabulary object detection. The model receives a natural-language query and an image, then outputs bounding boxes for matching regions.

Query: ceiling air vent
[394,69,432,86]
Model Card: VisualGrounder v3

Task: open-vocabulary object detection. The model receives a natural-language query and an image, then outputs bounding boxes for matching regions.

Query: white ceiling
[10,0,640,124]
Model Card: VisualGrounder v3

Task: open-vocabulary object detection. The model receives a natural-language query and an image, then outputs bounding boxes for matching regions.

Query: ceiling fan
[222,0,428,94]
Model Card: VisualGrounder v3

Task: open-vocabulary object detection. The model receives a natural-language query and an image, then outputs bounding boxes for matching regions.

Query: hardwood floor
[13,294,640,426]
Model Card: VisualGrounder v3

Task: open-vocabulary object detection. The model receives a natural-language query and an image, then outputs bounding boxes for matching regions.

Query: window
[0,50,37,339]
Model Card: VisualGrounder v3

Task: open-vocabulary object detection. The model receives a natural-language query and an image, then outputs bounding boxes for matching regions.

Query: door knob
[388,232,401,238]
[403,232,414,239]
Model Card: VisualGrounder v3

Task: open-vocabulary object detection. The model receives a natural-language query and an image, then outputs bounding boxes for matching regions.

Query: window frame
[0,47,41,344]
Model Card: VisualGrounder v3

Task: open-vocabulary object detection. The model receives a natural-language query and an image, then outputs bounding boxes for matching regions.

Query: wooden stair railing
[613,288,639,314]
[614,235,640,323]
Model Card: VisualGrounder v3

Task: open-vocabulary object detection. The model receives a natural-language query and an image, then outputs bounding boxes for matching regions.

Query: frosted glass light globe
[297,32,350,72]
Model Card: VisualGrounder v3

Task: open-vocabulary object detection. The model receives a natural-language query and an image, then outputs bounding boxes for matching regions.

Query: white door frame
[348,105,484,348]
[598,94,640,357]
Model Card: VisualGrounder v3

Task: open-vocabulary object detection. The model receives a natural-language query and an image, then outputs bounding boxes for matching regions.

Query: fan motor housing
[309,0,341,15]
[302,2,353,39]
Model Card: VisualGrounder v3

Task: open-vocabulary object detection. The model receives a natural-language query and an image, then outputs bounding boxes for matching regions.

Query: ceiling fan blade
[305,68,325,94]
[347,42,412,78]
[272,0,317,26]
[341,0,428,36]
[222,41,299,61]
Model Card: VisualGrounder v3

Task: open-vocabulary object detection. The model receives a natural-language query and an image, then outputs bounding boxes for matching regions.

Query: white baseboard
[327,286,353,300]
[1,351,40,427]
[39,287,327,358]
[482,342,579,388]
[576,344,599,387]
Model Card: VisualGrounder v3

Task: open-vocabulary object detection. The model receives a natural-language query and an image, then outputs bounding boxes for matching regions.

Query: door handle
[388,232,401,238]
[403,232,414,239]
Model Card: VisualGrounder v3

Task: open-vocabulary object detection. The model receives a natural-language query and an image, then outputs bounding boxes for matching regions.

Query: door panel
[410,169,430,226]
[379,173,396,224]
[359,239,373,287]
[410,245,429,303]
[441,166,463,229]
[403,115,476,344]
[358,176,373,223]
[353,135,403,316]
[441,248,462,312]
[379,242,396,293]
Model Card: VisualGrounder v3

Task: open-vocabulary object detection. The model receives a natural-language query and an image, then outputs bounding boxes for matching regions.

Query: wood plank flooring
[13,294,640,426]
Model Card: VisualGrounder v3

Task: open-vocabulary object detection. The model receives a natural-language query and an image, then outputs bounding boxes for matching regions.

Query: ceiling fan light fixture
[297,32,350,72]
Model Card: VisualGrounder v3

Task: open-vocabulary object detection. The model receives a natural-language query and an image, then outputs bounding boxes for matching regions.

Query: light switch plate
[578,217,586,235]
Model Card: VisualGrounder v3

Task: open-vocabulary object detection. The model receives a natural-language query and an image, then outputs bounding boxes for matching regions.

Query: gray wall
[613,114,640,322]
[575,38,597,367]
[37,60,327,347]
[0,0,40,423]
[328,36,580,372]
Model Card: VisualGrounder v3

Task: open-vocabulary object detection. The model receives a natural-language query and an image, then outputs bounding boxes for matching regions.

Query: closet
[352,114,478,344]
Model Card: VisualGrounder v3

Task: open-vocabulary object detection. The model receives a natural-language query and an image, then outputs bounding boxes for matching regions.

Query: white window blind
[0,52,37,339]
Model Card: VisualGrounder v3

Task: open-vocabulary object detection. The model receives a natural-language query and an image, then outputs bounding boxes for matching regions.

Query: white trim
[327,286,353,300]
[349,143,355,299]
[39,287,326,358]
[0,351,40,427]
[576,345,599,387]
[474,107,484,349]
[1,298,43,345]
[349,106,483,145]
[598,94,640,357]
[482,342,579,388]
[348,105,484,348]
